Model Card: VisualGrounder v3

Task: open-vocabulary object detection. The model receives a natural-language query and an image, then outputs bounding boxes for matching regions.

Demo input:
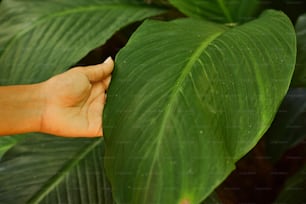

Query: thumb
[81,57,114,82]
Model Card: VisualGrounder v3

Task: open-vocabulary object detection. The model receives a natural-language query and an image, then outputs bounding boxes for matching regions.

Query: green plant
[0,0,304,203]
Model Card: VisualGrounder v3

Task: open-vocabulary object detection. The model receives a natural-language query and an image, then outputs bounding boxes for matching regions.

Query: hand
[40,57,114,137]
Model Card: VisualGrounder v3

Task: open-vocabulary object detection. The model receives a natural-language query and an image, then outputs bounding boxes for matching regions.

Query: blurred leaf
[104,10,296,204]
[0,135,113,204]
[0,134,26,160]
[265,88,306,162]
[0,0,165,203]
[292,13,306,86]
[0,136,17,160]
[168,0,259,23]
[0,0,165,85]
[275,163,306,203]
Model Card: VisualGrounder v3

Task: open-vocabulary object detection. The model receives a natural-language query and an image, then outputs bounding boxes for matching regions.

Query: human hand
[39,57,114,137]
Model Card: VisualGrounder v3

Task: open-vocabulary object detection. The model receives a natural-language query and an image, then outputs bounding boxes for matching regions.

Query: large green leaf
[0,0,165,85]
[274,164,306,203]
[104,10,296,203]
[0,135,113,203]
[168,0,259,23]
[292,13,306,86]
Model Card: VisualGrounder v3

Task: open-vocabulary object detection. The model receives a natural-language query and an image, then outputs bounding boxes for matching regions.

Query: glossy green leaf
[0,0,165,85]
[168,0,259,23]
[0,135,113,204]
[104,10,296,203]
[265,88,306,162]
[292,13,306,86]
[275,164,306,203]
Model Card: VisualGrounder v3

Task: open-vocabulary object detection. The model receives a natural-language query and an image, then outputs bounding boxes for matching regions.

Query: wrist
[34,82,47,133]
[0,83,46,135]
[19,83,46,134]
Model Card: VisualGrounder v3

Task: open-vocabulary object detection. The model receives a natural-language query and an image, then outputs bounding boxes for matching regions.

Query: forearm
[0,84,44,135]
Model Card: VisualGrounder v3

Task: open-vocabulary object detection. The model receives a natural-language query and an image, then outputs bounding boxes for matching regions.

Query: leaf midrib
[0,3,162,59]
[142,31,224,202]
[28,138,102,204]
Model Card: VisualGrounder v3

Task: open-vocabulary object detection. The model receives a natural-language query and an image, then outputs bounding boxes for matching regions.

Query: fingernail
[104,56,113,64]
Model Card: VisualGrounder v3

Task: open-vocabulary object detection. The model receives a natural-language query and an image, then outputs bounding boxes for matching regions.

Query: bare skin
[0,57,114,137]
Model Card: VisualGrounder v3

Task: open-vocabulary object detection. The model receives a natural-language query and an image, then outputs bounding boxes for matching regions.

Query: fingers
[79,57,114,82]
[103,75,112,90]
